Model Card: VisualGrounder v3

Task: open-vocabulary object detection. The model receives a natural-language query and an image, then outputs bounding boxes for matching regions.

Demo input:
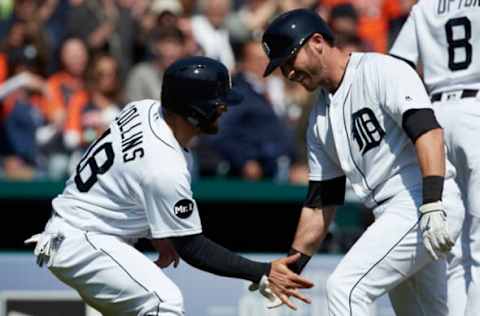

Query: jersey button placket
[329,102,353,177]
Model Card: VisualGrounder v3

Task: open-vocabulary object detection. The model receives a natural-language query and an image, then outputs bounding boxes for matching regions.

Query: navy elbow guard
[402,109,441,143]
[304,177,346,208]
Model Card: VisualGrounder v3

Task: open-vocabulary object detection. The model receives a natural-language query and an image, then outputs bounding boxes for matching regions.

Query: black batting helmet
[161,56,242,130]
[262,9,335,77]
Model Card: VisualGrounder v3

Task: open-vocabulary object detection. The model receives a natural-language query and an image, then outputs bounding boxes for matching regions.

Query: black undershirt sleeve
[402,108,441,143]
[170,234,270,283]
[304,176,346,208]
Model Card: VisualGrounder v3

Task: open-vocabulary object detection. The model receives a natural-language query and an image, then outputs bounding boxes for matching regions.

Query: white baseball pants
[40,214,184,316]
[326,184,464,316]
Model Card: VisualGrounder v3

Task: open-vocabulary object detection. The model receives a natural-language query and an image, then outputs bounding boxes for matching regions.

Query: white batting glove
[249,276,282,308]
[419,201,454,260]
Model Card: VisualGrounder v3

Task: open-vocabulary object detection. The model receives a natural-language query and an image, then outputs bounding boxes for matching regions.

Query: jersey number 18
[445,17,472,71]
[74,129,115,192]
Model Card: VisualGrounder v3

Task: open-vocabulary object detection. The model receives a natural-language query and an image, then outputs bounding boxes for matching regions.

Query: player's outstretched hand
[267,253,314,310]
[419,201,455,260]
[151,239,180,268]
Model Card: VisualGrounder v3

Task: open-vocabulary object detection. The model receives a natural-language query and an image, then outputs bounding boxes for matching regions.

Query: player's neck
[328,49,351,94]
[164,115,197,148]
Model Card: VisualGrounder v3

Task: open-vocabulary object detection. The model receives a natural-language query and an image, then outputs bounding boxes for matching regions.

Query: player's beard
[200,113,221,134]
[202,122,219,134]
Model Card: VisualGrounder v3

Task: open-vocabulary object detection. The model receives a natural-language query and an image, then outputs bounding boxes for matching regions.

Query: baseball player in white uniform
[260,9,465,315]
[390,1,480,315]
[25,56,314,315]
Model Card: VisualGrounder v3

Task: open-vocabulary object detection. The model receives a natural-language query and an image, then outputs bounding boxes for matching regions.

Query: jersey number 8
[445,17,472,71]
[74,129,115,193]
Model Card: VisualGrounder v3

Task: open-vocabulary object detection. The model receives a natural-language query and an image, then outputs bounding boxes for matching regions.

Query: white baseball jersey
[390,0,480,94]
[310,53,465,316]
[307,52,456,208]
[52,100,202,240]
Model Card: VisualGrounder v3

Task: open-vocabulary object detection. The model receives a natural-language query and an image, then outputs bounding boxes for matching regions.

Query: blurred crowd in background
[0,0,416,183]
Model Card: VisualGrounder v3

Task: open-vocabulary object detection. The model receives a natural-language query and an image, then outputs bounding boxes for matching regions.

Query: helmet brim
[222,87,243,106]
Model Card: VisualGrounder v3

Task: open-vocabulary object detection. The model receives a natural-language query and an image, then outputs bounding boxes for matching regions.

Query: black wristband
[287,248,312,274]
[423,176,444,204]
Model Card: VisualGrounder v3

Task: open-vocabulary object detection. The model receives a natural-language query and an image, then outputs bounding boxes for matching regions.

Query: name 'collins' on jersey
[307,53,456,208]
[52,100,202,240]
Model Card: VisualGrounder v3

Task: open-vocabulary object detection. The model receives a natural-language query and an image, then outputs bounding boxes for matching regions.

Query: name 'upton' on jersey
[52,100,202,240]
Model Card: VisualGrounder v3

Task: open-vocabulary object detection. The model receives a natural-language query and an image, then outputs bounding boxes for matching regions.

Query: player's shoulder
[142,148,193,192]
[397,0,434,17]
[361,52,396,65]
[123,99,159,115]
[113,99,176,164]
[134,101,191,173]
[410,0,432,13]
[360,52,412,75]
[115,99,162,134]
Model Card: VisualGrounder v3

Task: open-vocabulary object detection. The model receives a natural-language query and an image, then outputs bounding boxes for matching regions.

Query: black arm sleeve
[170,234,271,283]
[304,176,346,208]
[402,109,441,143]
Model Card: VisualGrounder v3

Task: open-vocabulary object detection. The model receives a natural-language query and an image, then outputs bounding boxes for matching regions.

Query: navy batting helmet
[161,56,242,130]
[262,9,335,77]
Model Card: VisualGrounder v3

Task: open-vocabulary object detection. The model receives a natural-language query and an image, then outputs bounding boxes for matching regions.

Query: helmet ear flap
[186,101,221,131]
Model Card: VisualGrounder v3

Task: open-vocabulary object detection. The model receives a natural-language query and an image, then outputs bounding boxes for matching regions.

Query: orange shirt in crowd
[65,90,116,148]
[0,53,8,84]
[64,90,89,143]
[1,90,47,121]
[321,0,403,52]
[45,71,84,123]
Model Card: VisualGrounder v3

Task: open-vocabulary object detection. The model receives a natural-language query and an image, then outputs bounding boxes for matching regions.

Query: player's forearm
[170,233,270,283]
[414,128,445,177]
[414,128,446,204]
[292,206,336,256]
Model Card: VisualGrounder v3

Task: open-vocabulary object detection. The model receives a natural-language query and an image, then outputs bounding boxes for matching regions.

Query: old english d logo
[351,108,385,155]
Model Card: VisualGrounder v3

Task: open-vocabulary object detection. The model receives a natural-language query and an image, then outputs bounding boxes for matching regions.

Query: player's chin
[300,78,316,92]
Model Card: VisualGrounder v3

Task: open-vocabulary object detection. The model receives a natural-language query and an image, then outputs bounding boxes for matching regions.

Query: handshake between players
[259,253,313,310]
[152,238,314,311]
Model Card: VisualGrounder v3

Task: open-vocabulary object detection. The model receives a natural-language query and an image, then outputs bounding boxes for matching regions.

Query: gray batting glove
[249,276,282,307]
[419,201,454,260]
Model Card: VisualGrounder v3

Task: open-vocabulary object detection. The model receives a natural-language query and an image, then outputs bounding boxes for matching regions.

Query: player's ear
[308,33,326,56]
